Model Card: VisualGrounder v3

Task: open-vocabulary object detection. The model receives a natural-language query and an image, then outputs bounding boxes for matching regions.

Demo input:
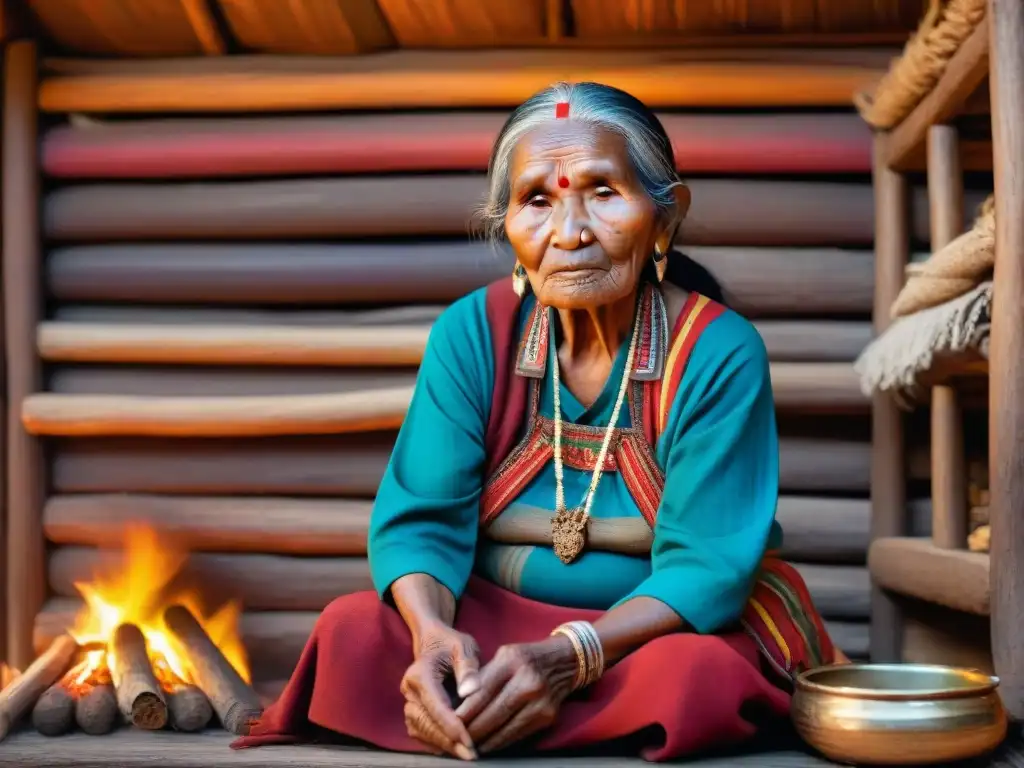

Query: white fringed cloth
[854,281,991,405]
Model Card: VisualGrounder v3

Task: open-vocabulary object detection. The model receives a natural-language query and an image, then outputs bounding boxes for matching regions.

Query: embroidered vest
[478,277,841,678]
[480,277,724,526]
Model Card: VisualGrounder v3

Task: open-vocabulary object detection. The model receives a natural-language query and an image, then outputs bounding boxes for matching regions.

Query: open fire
[0,525,263,740]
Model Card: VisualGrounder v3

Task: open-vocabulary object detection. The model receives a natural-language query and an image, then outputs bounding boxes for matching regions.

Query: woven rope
[855,0,987,129]
[891,194,994,318]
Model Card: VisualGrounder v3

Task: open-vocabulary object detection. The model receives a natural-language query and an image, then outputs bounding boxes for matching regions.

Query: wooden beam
[882,21,991,171]
[545,0,564,41]
[768,363,867,413]
[3,41,43,670]
[987,0,1024,722]
[39,112,872,180]
[0,0,8,672]
[46,368,418,398]
[37,322,431,367]
[47,434,877,497]
[37,319,872,366]
[43,495,374,556]
[44,243,878,316]
[41,178,884,247]
[869,537,990,616]
[927,125,969,551]
[869,135,910,662]
[180,0,226,55]
[22,363,865,438]
[21,388,414,437]
[45,547,871,619]
[36,53,885,113]
[41,493,931,564]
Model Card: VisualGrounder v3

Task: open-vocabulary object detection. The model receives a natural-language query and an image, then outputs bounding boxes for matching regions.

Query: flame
[69,524,250,684]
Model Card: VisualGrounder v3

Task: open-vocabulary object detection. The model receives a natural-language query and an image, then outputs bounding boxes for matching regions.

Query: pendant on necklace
[551,506,588,564]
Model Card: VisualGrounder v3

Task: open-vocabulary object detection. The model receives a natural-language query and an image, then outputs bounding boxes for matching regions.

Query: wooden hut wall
[22,60,988,679]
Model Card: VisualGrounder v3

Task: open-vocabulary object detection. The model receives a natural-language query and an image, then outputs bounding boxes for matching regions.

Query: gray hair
[477,81,684,247]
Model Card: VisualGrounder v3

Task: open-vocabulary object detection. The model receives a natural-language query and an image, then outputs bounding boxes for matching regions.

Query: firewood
[30,681,76,736]
[167,684,213,732]
[163,605,262,735]
[109,624,167,730]
[0,634,79,742]
[75,683,118,735]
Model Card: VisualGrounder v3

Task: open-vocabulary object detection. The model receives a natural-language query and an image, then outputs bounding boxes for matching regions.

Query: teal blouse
[367,287,781,635]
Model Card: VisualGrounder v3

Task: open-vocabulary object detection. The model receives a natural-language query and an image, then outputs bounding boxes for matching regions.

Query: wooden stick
[109,624,167,730]
[0,634,77,741]
[30,678,76,736]
[167,684,213,732]
[75,683,117,735]
[162,605,262,735]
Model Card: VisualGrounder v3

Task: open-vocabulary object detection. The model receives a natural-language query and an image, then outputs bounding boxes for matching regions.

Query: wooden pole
[987,0,1024,722]
[926,124,968,551]
[869,134,910,662]
[3,40,43,670]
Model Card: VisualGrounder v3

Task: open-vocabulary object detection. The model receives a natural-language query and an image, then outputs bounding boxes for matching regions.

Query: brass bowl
[792,663,1007,765]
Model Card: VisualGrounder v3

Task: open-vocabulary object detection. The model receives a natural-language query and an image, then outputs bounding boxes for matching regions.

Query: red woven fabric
[233,577,790,761]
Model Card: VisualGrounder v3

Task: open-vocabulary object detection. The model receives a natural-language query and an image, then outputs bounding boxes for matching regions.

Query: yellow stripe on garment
[658,294,710,433]
[748,597,792,667]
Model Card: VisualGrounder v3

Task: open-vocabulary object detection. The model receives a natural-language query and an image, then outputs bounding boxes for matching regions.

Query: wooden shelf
[917,349,990,389]
[881,20,991,171]
[868,537,990,616]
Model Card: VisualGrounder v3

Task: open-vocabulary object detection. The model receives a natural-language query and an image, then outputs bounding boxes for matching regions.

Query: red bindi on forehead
[558,176,570,188]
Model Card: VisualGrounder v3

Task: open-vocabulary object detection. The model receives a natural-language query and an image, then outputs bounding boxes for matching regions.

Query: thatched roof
[9,0,927,58]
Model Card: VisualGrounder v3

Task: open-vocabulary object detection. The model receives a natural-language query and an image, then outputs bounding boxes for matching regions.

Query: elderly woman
[234,82,840,761]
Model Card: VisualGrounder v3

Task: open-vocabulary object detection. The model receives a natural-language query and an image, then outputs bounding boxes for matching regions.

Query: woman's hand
[401,623,481,761]
[454,636,578,754]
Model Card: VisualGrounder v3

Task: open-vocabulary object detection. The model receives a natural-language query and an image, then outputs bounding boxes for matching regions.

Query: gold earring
[512,262,528,298]
[652,245,667,283]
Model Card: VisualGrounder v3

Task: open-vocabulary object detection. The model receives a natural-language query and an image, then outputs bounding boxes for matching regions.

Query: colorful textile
[233,577,792,761]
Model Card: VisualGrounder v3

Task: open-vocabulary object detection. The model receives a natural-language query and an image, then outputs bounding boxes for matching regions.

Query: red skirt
[232,577,798,761]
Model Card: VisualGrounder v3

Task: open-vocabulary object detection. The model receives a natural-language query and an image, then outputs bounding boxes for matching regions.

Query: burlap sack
[891,195,994,319]
[855,0,987,130]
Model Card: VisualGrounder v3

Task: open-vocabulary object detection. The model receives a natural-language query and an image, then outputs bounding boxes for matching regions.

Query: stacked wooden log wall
[18,53,987,681]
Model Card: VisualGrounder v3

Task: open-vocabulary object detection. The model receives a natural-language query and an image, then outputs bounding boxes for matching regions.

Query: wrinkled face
[505,122,666,309]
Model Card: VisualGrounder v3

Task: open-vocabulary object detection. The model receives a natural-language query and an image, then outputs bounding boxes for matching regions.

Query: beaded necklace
[549,303,641,564]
